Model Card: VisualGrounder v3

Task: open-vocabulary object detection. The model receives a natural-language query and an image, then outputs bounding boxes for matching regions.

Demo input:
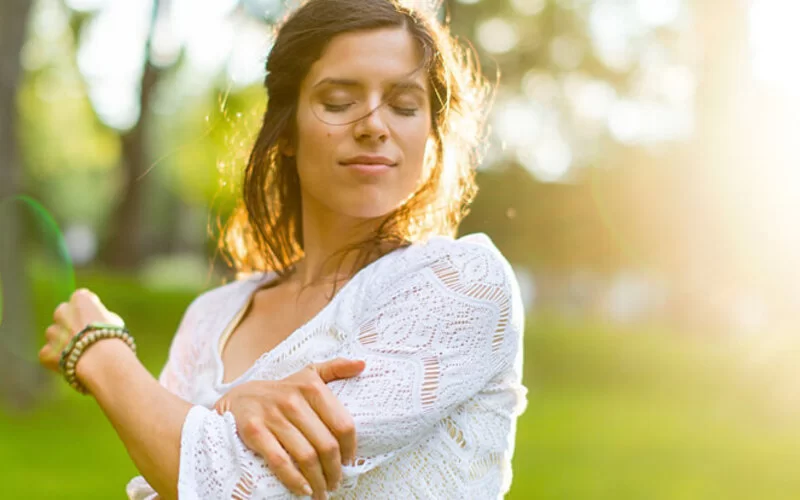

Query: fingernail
[302,484,312,496]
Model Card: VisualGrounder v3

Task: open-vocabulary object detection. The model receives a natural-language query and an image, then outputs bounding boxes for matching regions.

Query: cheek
[399,120,432,163]
[295,114,338,163]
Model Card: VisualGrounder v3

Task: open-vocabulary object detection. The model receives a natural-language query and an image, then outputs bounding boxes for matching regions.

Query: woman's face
[291,27,432,220]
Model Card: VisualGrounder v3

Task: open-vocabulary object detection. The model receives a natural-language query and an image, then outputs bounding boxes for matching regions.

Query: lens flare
[0,196,75,362]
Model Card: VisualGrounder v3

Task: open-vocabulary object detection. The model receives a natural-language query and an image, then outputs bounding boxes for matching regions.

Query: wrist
[75,338,137,394]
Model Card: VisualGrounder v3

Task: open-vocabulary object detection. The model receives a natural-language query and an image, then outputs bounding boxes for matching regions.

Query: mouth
[339,155,397,168]
[339,155,397,176]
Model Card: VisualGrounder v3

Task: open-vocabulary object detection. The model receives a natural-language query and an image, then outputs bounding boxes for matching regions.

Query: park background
[2,0,800,498]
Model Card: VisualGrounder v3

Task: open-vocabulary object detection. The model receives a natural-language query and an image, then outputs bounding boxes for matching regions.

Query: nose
[353,103,390,143]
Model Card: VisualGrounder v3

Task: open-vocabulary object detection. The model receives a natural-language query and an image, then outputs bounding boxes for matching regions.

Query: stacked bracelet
[59,323,137,395]
[58,323,123,373]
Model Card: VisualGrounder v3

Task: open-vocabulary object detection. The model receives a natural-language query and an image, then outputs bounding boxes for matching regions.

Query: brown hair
[222,0,493,285]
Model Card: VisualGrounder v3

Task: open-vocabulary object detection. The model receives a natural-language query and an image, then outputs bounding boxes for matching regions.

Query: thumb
[314,357,366,383]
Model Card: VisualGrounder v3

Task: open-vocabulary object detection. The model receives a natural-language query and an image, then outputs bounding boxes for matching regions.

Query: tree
[99,0,167,269]
[0,0,47,410]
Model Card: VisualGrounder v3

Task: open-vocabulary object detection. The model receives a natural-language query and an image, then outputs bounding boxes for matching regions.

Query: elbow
[155,487,178,500]
[148,476,178,500]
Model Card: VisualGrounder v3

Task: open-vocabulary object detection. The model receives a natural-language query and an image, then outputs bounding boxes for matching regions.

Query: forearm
[77,338,191,500]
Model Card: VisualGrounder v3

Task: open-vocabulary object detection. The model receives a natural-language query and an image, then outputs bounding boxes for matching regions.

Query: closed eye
[391,106,418,117]
[323,103,355,112]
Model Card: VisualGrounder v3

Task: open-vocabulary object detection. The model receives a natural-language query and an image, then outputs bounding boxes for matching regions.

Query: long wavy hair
[222,0,493,286]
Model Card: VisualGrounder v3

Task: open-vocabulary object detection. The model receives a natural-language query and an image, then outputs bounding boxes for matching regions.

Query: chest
[219,285,334,384]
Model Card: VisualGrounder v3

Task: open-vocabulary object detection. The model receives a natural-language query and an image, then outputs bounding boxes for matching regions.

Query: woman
[38,0,527,498]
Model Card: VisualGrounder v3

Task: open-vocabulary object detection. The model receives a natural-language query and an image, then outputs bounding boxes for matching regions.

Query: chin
[339,203,398,220]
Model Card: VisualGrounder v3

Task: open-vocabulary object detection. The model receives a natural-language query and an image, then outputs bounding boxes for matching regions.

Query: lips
[340,155,397,167]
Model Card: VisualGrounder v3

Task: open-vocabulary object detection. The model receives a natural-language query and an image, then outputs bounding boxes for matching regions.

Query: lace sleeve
[132,241,524,499]
[177,406,300,500]
[327,238,526,481]
[157,298,202,399]
[128,294,299,500]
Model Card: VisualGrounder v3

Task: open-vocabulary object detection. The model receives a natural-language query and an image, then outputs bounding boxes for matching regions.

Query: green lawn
[3,274,800,499]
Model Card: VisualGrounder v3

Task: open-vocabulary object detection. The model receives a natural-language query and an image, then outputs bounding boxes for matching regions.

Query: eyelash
[323,103,418,117]
[393,107,418,117]
[323,103,352,113]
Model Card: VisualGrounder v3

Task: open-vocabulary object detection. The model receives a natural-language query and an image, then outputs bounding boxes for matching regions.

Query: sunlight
[76,0,150,130]
[635,0,681,27]
[749,0,800,98]
[477,17,519,54]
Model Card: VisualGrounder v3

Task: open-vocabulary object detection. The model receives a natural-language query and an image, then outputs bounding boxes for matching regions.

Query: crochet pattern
[126,233,527,500]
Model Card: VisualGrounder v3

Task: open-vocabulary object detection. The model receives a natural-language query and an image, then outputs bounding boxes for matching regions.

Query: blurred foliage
[4,0,800,494]
[156,82,267,210]
[16,7,121,226]
[12,0,703,276]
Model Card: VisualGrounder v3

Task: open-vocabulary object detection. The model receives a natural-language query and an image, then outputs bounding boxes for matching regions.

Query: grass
[3,273,800,499]
[507,318,800,499]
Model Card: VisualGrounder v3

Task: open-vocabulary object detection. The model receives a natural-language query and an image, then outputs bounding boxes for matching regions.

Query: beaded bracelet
[58,323,125,373]
[59,324,137,395]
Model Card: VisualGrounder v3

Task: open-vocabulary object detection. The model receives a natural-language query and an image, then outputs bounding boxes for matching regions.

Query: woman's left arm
[39,289,193,500]
[80,340,191,500]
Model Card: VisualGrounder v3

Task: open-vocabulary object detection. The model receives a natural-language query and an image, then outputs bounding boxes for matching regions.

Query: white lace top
[125,233,527,499]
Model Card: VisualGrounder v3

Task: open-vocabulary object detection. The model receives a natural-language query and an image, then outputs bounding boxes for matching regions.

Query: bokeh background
[2,0,800,498]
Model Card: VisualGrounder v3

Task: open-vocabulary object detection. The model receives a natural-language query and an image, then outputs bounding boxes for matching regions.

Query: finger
[45,324,62,343]
[239,419,313,497]
[269,415,328,498]
[38,344,56,370]
[214,398,229,415]
[305,369,359,464]
[73,288,109,318]
[38,344,51,363]
[283,397,343,492]
[313,358,365,384]
[53,302,73,330]
[72,288,100,304]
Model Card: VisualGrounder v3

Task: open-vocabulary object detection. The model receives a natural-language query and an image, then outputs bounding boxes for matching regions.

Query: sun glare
[749,0,800,98]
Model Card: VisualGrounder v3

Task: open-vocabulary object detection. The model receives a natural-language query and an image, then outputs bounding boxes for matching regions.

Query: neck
[292,199,386,289]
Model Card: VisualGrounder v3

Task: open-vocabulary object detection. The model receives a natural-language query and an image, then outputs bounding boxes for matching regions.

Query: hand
[213,358,365,499]
[38,288,124,373]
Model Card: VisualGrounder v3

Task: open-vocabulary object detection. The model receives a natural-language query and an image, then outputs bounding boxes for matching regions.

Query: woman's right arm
[191,239,526,498]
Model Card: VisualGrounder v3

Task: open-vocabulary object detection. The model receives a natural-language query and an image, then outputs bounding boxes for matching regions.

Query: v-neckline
[213,273,278,388]
[211,245,409,389]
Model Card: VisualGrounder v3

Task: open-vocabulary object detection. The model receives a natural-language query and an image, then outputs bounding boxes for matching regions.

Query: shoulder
[430,232,514,287]
[361,233,525,369]
[367,233,524,323]
[372,232,517,293]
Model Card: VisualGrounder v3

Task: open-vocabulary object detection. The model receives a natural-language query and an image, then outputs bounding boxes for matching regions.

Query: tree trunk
[0,0,47,410]
[101,0,162,270]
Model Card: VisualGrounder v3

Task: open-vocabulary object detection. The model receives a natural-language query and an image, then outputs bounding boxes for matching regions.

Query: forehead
[302,27,428,91]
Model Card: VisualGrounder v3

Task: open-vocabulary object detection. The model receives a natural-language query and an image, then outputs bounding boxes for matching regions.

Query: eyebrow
[312,78,427,94]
